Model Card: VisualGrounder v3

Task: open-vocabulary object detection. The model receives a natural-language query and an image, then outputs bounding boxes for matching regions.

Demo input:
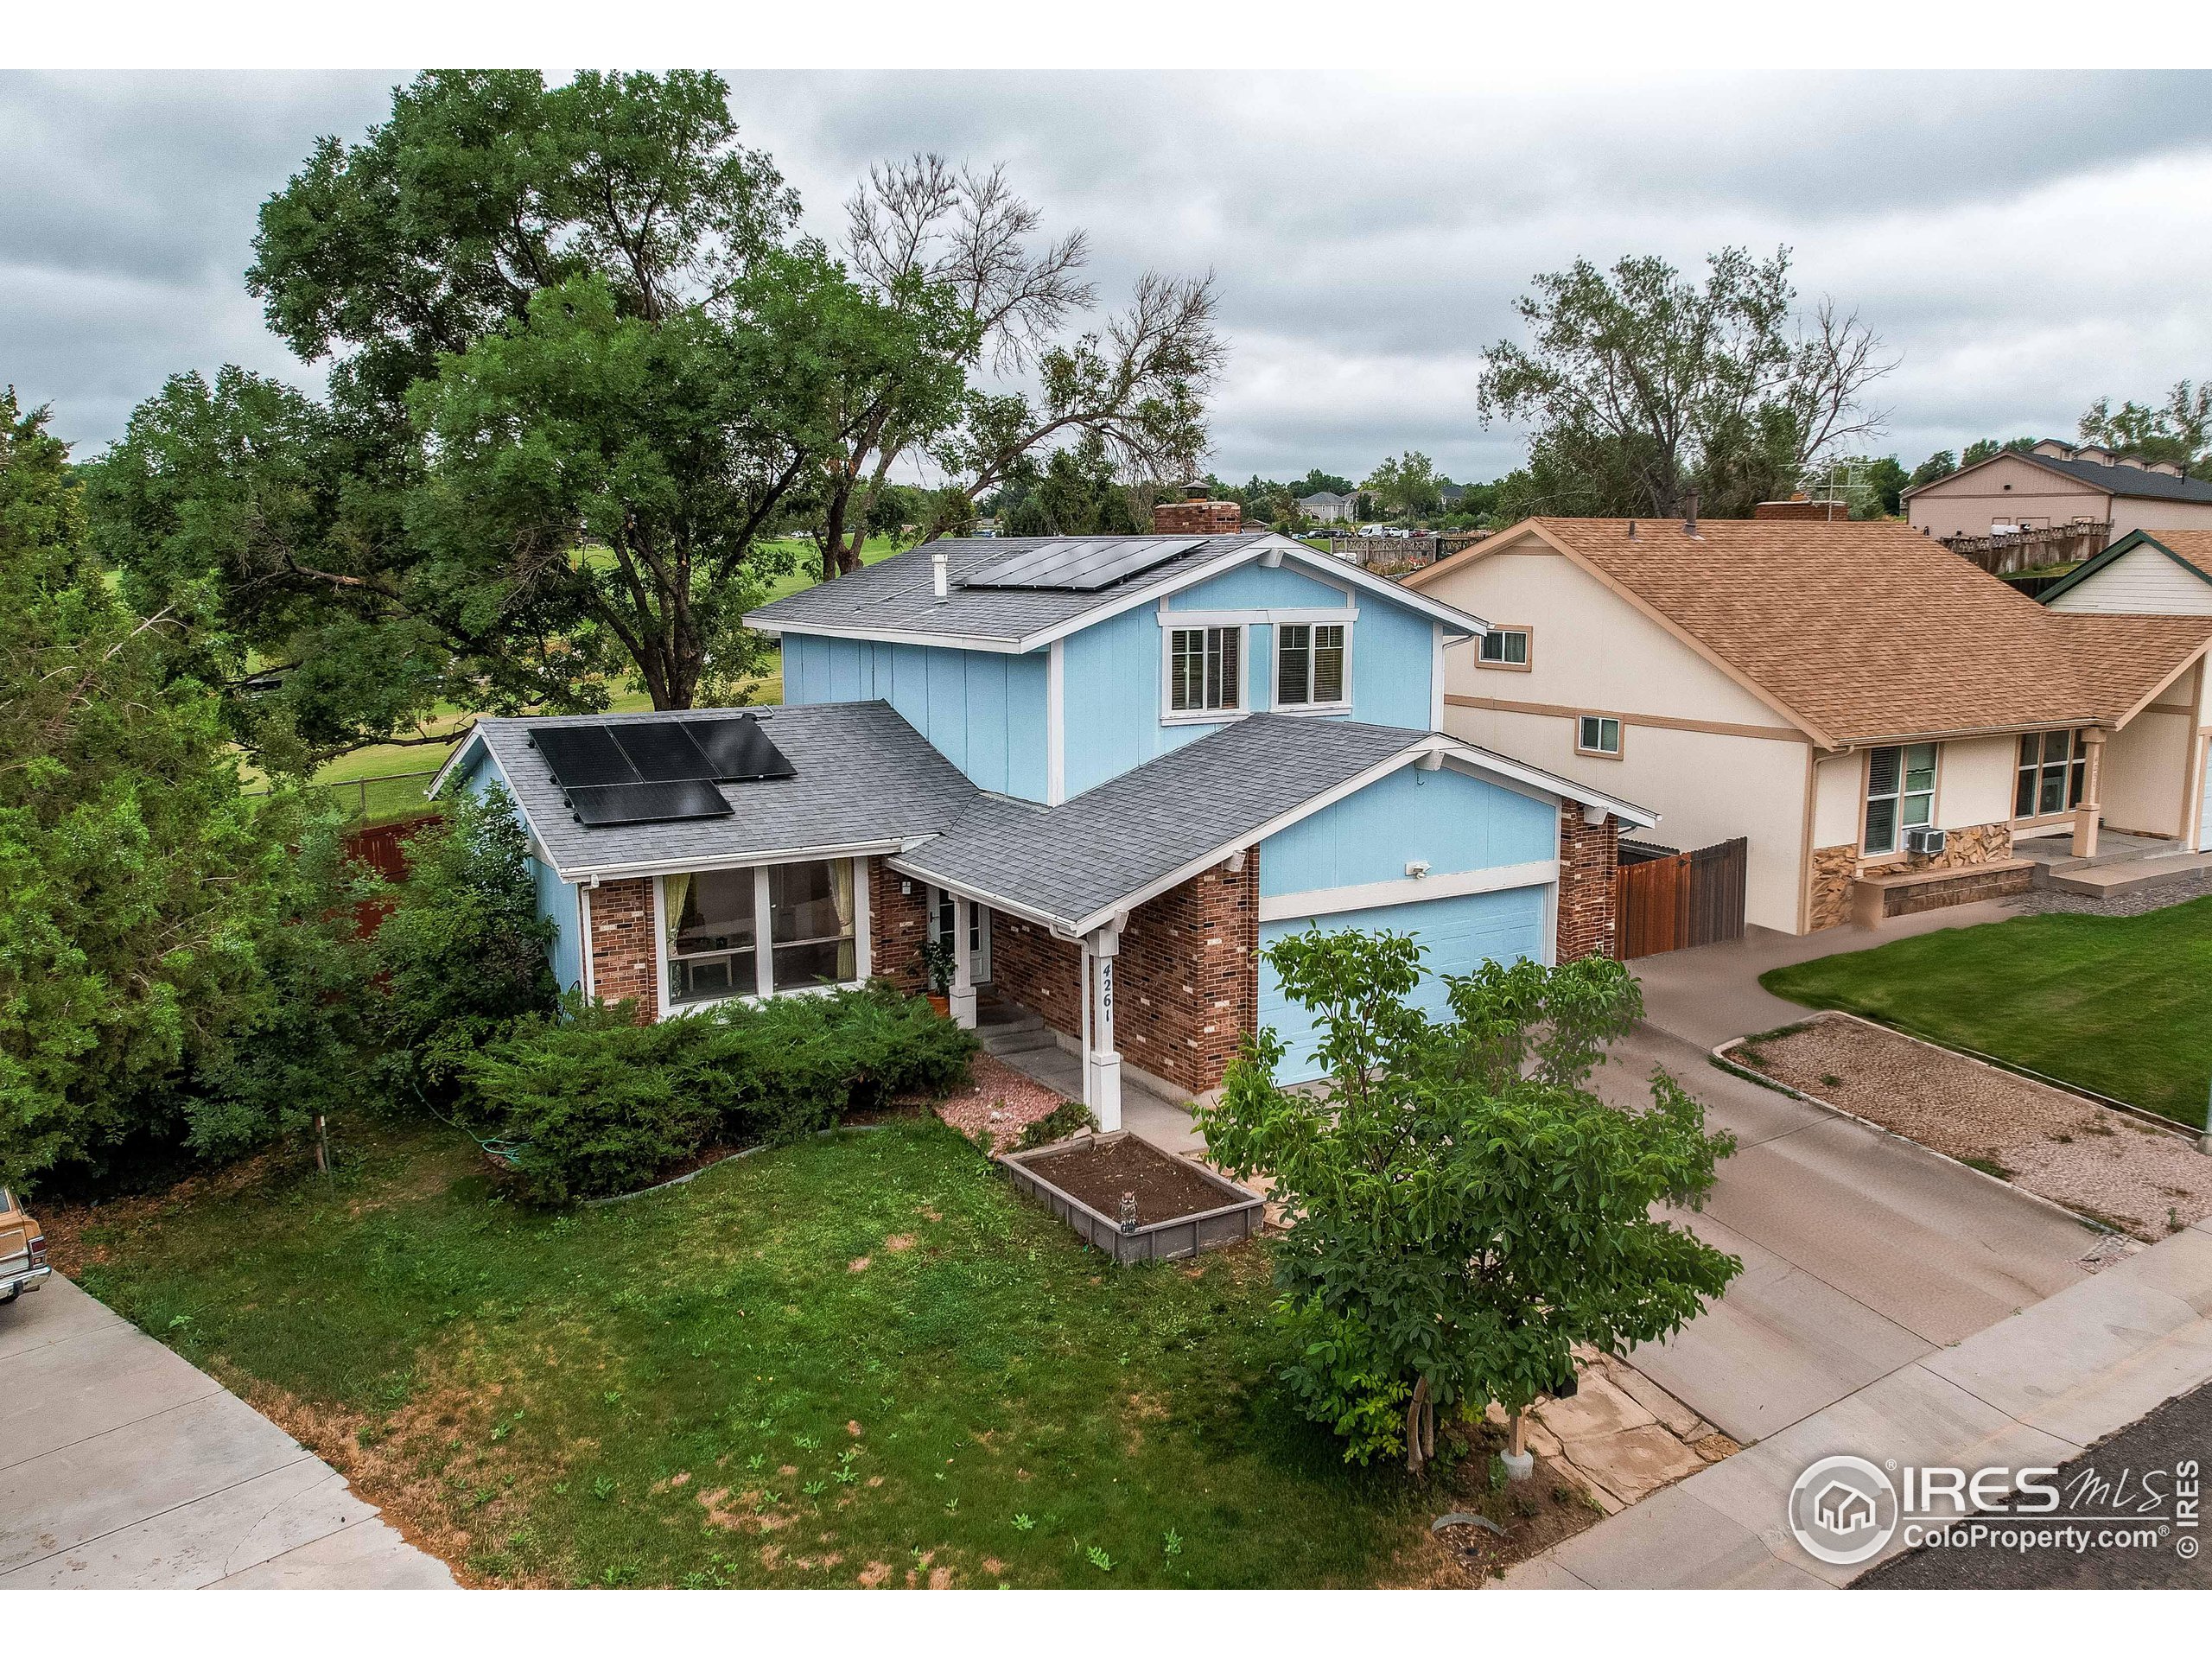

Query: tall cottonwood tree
[90,71,975,756]
[1481,246,1891,520]
[817,154,1227,580]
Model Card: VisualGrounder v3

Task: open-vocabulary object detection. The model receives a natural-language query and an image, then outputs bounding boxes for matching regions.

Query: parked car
[2,1188,50,1305]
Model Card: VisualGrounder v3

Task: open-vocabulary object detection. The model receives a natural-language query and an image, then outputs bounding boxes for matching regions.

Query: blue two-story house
[432,531,1654,1127]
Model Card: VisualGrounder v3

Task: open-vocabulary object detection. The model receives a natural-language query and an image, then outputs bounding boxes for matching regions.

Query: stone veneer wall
[1882,862,2034,918]
[1807,845,1859,931]
[868,858,932,997]
[1116,855,1260,1096]
[1555,812,1621,962]
[586,876,658,1022]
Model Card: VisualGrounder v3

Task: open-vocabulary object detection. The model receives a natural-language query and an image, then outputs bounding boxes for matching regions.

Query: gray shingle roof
[892,715,1427,931]
[459,702,981,880]
[2012,453,2212,504]
[745,534,1269,646]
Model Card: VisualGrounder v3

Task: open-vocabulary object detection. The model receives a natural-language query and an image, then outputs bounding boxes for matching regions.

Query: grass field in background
[1760,899,2212,1128]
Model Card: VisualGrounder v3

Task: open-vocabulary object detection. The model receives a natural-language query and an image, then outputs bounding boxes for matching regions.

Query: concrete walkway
[0,1276,454,1589]
[1503,1215,2212,1588]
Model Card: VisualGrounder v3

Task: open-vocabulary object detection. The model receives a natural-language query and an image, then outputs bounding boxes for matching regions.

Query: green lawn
[71,1116,1439,1588]
[1759,899,2212,1128]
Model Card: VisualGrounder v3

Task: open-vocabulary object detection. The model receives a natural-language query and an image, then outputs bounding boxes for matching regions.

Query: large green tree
[0,391,365,1189]
[89,71,976,760]
[1197,931,1739,1476]
[1480,247,1891,520]
[2077,383,2209,474]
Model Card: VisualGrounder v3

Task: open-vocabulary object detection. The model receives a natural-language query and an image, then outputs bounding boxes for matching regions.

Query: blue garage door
[1258,886,1549,1084]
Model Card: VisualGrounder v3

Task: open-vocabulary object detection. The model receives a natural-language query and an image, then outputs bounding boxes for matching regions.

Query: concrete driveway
[0,1276,453,1589]
[1592,1021,2101,1446]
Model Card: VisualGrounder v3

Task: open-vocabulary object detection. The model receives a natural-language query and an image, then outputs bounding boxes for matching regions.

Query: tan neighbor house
[1905,440,2212,545]
[1403,516,2212,935]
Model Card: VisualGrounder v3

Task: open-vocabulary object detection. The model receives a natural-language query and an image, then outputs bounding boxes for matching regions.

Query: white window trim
[652,855,873,1020]
[1271,618,1355,716]
[1863,742,1939,858]
[1575,714,1624,758]
[1160,620,1251,725]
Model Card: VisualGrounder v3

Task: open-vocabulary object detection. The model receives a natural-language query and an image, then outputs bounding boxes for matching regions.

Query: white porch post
[950,893,977,1029]
[1084,920,1124,1132]
[2071,728,2107,859]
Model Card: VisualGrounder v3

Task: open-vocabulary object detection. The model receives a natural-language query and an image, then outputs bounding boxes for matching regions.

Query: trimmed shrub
[459,982,978,1205]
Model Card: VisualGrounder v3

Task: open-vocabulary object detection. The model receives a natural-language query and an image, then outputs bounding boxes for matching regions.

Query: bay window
[1275,622,1347,708]
[1168,626,1241,715]
[663,858,859,1006]
[1864,743,1937,856]
[2016,730,2088,819]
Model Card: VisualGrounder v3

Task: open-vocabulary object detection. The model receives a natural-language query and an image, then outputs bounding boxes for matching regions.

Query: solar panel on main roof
[530,724,640,791]
[963,536,1205,592]
[688,715,798,782]
[564,779,734,827]
[607,719,715,783]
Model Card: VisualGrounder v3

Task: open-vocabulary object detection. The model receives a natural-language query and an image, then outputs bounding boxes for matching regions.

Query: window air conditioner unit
[1904,825,1947,857]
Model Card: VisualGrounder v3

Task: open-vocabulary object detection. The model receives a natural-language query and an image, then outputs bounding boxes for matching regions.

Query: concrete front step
[2049,850,2212,897]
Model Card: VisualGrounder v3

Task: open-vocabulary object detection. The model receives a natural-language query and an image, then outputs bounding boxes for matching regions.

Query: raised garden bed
[999,1130,1264,1265]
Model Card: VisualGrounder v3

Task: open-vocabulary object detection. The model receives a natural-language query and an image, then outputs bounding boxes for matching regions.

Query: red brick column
[1116,852,1259,1096]
[588,876,659,1021]
[868,858,932,995]
[1555,810,1620,963]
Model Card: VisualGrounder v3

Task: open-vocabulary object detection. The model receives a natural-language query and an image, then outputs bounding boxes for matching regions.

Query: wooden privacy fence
[1614,837,1748,959]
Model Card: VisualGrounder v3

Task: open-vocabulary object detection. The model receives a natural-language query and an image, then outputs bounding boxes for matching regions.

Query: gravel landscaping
[929,1052,1081,1153]
[1725,1012,2212,1243]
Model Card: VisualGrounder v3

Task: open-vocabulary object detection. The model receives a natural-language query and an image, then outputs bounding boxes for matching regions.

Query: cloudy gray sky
[7,68,2212,485]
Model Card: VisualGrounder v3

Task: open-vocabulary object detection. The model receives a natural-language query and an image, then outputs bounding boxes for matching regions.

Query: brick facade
[586,876,658,1021]
[1555,811,1621,963]
[1116,855,1260,1096]
[988,912,1085,1039]
[868,857,933,996]
[1150,495,1244,537]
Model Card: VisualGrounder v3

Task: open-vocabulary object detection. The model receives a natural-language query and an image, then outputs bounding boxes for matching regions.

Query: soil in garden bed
[1024,1135,1242,1225]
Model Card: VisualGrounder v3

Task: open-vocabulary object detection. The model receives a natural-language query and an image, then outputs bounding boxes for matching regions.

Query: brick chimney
[1152,482,1244,537]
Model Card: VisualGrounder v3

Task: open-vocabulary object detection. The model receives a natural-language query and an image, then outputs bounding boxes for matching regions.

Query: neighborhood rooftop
[744,532,1489,650]
[1416,517,2212,747]
[1904,447,2212,506]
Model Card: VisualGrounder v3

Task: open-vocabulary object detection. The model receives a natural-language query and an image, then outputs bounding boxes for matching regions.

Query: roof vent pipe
[931,550,949,599]
[1681,491,1700,534]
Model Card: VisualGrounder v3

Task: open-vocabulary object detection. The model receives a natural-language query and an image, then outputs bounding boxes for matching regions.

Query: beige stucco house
[1905,440,2212,545]
[1404,516,2212,934]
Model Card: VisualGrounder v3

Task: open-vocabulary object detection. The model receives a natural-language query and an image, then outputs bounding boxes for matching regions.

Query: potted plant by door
[918,934,957,1018]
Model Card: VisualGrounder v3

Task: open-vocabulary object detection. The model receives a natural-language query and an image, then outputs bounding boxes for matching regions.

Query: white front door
[932,888,992,982]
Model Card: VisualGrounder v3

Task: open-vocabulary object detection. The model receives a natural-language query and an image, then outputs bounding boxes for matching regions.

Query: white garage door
[1258,886,1549,1085]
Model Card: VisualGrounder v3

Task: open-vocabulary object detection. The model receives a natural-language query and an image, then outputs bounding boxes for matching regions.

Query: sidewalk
[0,1276,454,1589]
[1501,1214,2212,1588]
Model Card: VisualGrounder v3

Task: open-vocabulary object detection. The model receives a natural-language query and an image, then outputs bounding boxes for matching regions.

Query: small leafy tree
[1196,930,1740,1476]
[371,786,557,1095]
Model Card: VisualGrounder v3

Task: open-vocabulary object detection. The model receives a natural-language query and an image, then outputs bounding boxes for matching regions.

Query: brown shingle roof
[1413,517,2211,745]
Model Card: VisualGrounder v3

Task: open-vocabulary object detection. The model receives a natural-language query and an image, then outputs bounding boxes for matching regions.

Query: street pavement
[0,1275,454,1589]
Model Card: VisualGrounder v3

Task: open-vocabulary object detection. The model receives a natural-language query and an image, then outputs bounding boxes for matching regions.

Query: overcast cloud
[6,68,2212,486]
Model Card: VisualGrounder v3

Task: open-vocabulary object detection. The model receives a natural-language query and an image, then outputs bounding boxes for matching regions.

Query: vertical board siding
[1259,766,1555,897]
[780,634,1048,801]
[533,855,585,991]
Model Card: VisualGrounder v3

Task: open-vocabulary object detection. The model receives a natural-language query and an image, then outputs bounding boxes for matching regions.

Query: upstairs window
[1576,715,1622,758]
[1478,627,1530,668]
[1275,622,1348,708]
[1865,743,1937,855]
[1168,626,1241,715]
[2016,731,2088,818]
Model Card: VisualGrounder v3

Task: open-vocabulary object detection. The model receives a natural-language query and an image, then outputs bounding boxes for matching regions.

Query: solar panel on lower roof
[608,719,715,783]
[687,715,798,782]
[963,536,1205,592]
[529,724,641,790]
[564,779,734,827]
